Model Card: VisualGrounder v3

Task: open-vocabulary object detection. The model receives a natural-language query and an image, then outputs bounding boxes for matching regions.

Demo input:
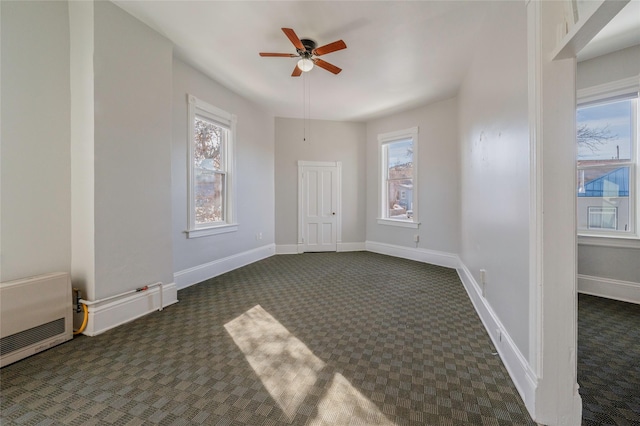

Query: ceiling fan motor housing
[299,38,317,57]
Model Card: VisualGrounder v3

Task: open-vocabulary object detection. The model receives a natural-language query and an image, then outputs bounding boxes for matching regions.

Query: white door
[298,161,340,252]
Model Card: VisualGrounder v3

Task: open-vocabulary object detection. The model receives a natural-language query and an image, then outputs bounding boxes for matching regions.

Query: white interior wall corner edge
[457,262,538,417]
[365,240,461,269]
[174,244,275,290]
[82,283,178,336]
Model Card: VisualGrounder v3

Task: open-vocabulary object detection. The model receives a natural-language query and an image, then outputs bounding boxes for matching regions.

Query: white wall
[577,44,640,90]
[365,99,460,255]
[458,0,531,385]
[92,0,174,298]
[275,118,366,249]
[172,58,275,286]
[578,244,639,282]
[459,2,536,415]
[0,1,71,282]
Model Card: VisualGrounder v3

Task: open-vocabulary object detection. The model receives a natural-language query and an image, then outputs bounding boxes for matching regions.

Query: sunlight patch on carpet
[224,305,326,421]
[310,373,395,425]
[225,305,394,425]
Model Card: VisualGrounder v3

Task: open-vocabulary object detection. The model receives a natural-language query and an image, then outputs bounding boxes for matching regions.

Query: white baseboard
[457,264,537,415]
[276,242,366,254]
[337,242,366,252]
[578,274,640,304]
[83,283,178,336]
[365,240,461,269]
[174,244,276,290]
[276,244,299,255]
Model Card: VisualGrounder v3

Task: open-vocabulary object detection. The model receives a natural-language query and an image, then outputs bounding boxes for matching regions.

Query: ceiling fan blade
[313,58,342,75]
[291,65,302,77]
[312,40,347,56]
[282,28,305,51]
[259,52,298,57]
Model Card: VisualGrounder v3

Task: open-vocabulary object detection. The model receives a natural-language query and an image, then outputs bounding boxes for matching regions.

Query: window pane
[387,139,413,178]
[194,115,226,225]
[385,138,414,219]
[195,172,225,224]
[577,99,633,162]
[577,165,631,232]
[388,178,413,218]
[194,116,223,170]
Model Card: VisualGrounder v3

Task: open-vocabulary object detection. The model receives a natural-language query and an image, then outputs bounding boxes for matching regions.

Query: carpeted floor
[2,252,534,425]
[577,293,640,425]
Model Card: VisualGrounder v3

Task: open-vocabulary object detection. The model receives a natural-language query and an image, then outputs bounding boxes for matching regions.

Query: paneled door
[298,161,341,252]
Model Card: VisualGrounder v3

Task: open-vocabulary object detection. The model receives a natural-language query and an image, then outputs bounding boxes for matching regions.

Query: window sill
[186,223,238,239]
[577,234,640,249]
[377,218,420,229]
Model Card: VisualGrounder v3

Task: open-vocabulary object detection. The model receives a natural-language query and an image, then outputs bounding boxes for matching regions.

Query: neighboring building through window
[187,95,237,238]
[587,206,618,230]
[378,127,419,228]
[576,78,638,237]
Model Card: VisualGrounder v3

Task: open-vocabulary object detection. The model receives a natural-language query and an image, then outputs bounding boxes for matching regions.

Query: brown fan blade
[259,52,298,57]
[282,28,305,51]
[291,65,302,77]
[313,58,342,75]
[312,40,347,56]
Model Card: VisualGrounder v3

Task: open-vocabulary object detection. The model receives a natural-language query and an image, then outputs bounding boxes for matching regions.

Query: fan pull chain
[307,75,311,141]
[303,71,306,142]
[302,71,311,142]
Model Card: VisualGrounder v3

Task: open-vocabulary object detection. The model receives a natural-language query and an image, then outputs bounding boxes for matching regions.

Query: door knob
[332,212,336,215]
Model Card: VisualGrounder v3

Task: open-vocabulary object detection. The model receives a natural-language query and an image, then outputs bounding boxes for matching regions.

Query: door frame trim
[297,161,342,253]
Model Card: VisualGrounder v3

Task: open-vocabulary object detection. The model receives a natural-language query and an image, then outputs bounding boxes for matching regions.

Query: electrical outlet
[413,234,419,243]
[480,269,486,297]
[259,232,262,240]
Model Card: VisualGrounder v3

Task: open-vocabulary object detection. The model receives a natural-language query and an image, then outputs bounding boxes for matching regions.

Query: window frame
[377,127,420,229]
[576,76,639,244]
[186,94,237,238]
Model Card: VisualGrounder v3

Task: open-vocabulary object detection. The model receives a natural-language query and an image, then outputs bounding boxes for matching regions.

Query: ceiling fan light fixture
[297,58,314,72]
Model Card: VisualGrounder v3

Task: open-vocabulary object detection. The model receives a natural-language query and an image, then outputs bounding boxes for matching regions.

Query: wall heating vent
[0,273,72,367]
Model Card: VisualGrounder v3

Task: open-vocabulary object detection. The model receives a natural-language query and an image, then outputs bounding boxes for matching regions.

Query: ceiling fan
[259,28,347,77]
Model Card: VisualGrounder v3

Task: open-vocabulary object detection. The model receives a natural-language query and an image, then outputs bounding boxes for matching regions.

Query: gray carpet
[1,252,533,425]
[577,293,640,425]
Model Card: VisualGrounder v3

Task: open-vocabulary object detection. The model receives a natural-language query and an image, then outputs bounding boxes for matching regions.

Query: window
[576,78,638,238]
[187,95,237,238]
[378,127,419,228]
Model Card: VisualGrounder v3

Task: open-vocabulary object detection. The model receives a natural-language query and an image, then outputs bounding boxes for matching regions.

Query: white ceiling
[113,0,639,122]
[577,0,640,62]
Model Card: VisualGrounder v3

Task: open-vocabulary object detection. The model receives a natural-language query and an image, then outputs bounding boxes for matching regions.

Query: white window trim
[576,75,640,243]
[376,218,420,228]
[377,126,420,229]
[578,235,640,249]
[186,94,238,239]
